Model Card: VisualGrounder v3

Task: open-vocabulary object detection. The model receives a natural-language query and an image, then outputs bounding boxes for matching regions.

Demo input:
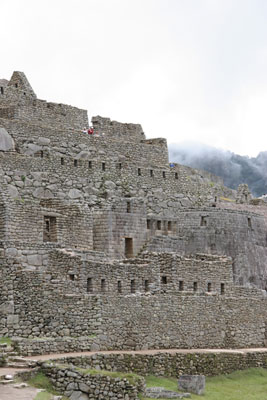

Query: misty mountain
[169,142,267,197]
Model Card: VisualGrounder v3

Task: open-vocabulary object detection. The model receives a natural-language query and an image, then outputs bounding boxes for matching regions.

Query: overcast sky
[1,0,267,157]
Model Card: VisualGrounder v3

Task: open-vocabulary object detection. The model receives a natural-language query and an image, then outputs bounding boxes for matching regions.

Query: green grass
[0,337,12,345]
[34,392,53,400]
[28,373,59,395]
[141,368,267,400]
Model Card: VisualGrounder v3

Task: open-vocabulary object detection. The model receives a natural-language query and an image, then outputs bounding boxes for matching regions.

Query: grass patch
[75,366,142,385]
[28,372,59,395]
[0,337,12,345]
[142,368,267,400]
[34,392,53,400]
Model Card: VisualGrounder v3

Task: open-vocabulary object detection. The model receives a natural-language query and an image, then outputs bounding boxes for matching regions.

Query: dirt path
[24,347,267,361]
[0,384,39,400]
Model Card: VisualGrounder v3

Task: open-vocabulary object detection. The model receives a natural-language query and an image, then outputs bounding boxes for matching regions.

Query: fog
[169,142,267,196]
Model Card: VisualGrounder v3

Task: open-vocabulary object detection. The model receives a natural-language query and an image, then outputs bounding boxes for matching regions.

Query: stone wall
[47,350,267,378]
[1,251,267,351]
[41,362,145,400]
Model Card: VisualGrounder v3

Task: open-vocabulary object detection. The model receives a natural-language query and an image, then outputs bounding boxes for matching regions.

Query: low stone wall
[13,336,102,356]
[41,362,145,400]
[51,350,267,377]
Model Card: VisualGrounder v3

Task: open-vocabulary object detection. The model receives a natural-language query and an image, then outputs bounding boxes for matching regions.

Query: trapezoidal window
[179,280,184,291]
[61,157,64,165]
[201,216,207,226]
[102,162,106,171]
[87,278,93,293]
[43,216,57,242]
[175,172,178,179]
[88,161,92,168]
[193,282,198,292]
[74,159,78,167]
[163,171,166,179]
[161,276,167,285]
[125,238,133,258]
[150,170,154,177]
[138,168,141,176]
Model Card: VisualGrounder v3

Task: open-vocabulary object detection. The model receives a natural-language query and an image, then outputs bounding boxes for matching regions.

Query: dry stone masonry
[0,71,267,356]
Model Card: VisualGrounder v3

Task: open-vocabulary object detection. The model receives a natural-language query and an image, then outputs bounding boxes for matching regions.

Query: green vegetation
[34,392,53,400]
[141,368,267,400]
[0,336,12,345]
[75,366,142,385]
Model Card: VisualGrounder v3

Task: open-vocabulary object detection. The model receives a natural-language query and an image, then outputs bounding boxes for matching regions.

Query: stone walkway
[24,347,267,361]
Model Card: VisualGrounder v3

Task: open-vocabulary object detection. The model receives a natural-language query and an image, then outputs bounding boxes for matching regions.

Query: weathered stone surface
[145,387,190,398]
[178,375,205,395]
[0,128,15,151]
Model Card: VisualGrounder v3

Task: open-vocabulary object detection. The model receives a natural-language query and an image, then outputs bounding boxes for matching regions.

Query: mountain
[169,142,267,197]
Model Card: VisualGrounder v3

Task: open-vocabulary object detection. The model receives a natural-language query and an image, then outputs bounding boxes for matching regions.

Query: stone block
[0,128,15,151]
[178,375,205,395]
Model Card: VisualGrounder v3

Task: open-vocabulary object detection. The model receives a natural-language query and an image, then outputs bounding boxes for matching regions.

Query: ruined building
[0,71,267,355]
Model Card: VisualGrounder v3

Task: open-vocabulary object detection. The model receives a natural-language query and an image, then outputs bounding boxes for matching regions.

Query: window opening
[87,278,93,293]
[157,220,161,230]
[15,83,18,88]
[0,87,3,95]
[175,172,178,179]
[201,216,207,226]
[101,279,106,293]
[69,274,75,281]
[131,279,136,293]
[150,170,154,177]
[161,276,167,285]
[74,159,78,167]
[43,216,57,242]
[138,168,141,176]
[207,282,212,292]
[147,219,151,229]
[117,280,122,293]
[102,162,105,171]
[163,171,166,178]
[118,163,122,169]
[40,150,44,158]
[126,201,131,213]
[221,283,225,294]
[125,238,133,258]
[193,282,198,292]
[179,280,184,291]
[88,161,92,168]
[61,157,64,165]
[248,217,252,228]
[144,280,149,292]
[168,221,172,231]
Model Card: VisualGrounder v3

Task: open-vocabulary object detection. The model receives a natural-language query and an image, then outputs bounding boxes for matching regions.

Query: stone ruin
[0,71,267,355]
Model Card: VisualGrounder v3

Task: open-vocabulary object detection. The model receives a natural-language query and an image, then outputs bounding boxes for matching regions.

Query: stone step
[0,379,14,385]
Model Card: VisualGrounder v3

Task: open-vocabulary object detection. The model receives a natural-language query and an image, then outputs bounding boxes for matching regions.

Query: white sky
[1,0,267,157]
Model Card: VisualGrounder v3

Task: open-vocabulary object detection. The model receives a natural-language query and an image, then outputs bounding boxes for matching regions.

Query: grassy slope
[143,368,267,400]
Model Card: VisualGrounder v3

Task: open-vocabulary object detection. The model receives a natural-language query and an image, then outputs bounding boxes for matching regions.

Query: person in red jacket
[88,127,94,135]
